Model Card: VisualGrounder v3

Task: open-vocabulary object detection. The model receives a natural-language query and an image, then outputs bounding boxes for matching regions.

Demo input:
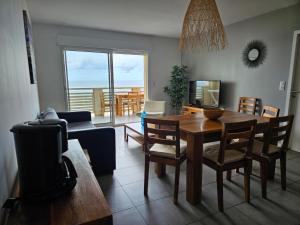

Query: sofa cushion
[67,121,95,132]
[38,107,59,120]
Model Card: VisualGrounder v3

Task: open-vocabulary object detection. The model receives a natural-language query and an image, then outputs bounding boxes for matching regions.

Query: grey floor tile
[276,158,300,182]
[286,150,300,160]
[97,174,121,191]
[190,207,256,225]
[114,164,156,186]
[116,152,144,170]
[235,193,300,225]
[103,187,134,213]
[123,177,173,206]
[227,172,293,198]
[137,197,199,225]
[174,192,219,220]
[202,177,248,209]
[113,208,146,225]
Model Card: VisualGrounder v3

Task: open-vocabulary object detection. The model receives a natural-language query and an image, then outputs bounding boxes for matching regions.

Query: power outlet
[279,81,286,91]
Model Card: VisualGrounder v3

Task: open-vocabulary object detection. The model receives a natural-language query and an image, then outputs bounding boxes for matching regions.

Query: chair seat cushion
[150,140,186,158]
[252,140,280,156]
[203,142,246,164]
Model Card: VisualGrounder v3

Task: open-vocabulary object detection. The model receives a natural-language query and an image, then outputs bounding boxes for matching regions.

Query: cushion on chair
[149,140,187,158]
[203,142,246,164]
[252,140,280,156]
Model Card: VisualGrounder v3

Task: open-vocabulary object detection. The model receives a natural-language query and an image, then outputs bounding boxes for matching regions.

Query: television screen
[189,80,221,107]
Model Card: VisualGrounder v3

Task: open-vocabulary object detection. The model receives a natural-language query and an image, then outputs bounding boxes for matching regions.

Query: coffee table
[124,122,145,150]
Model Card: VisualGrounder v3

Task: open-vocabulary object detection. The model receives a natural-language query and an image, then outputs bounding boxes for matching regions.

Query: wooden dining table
[155,110,270,205]
[115,92,144,116]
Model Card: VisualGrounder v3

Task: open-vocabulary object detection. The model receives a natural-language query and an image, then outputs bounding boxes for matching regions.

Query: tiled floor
[97,127,300,225]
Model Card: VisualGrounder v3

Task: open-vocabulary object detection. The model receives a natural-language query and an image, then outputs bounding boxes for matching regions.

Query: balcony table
[115,92,144,116]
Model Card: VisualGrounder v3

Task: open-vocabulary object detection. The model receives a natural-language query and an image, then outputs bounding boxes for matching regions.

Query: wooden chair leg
[173,163,180,204]
[244,160,251,202]
[260,160,268,199]
[144,155,150,196]
[280,152,287,190]
[226,170,232,181]
[217,170,224,212]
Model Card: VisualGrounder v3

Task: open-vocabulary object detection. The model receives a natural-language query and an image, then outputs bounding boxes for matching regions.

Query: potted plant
[164,65,188,114]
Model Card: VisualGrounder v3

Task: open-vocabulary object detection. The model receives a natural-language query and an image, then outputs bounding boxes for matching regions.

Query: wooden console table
[6,139,112,225]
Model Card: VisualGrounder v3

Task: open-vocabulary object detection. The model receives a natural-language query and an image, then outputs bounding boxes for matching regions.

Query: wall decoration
[242,40,267,68]
[23,10,37,84]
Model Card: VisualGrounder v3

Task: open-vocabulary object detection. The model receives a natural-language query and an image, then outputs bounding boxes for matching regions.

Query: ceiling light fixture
[179,0,227,51]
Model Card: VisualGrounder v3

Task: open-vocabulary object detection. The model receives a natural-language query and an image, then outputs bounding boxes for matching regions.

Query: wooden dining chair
[203,119,257,211]
[261,105,280,118]
[251,115,294,198]
[123,92,139,115]
[144,118,186,204]
[238,97,259,115]
[255,105,280,142]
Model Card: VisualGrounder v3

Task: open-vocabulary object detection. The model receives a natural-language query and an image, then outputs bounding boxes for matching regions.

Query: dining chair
[255,105,280,141]
[251,115,294,198]
[123,91,139,115]
[131,87,141,92]
[136,100,166,117]
[144,118,186,204]
[261,105,280,118]
[238,97,259,115]
[203,119,257,211]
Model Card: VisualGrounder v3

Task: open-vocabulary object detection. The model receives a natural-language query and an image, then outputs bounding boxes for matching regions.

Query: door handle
[291,91,300,94]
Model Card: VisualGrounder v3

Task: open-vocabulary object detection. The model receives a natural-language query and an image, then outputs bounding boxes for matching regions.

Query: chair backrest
[131,87,141,92]
[144,118,180,158]
[127,91,139,101]
[238,97,258,115]
[262,115,294,154]
[261,105,280,118]
[219,120,257,164]
[144,101,166,114]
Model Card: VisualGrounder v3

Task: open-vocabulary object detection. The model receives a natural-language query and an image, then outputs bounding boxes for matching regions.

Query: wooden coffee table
[124,122,146,150]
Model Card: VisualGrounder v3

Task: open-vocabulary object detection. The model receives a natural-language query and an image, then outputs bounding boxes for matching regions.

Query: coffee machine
[10,121,77,202]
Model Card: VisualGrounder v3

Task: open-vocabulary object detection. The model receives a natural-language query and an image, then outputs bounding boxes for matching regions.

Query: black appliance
[10,121,77,203]
[189,80,221,108]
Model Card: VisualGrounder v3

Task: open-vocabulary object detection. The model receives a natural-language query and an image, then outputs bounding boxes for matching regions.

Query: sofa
[39,108,116,175]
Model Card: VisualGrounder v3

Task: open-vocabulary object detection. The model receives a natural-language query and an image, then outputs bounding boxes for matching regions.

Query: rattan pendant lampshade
[179,0,227,51]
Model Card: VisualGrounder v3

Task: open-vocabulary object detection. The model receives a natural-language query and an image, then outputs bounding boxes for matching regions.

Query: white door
[289,35,300,152]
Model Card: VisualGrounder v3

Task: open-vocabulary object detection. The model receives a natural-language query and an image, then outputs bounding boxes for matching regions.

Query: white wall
[183,4,300,113]
[0,0,40,218]
[32,23,181,113]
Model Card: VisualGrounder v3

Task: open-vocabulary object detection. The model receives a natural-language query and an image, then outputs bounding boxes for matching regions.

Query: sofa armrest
[57,111,92,123]
[68,127,116,175]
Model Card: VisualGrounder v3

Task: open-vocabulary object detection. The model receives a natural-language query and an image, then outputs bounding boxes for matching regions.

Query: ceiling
[27,0,300,38]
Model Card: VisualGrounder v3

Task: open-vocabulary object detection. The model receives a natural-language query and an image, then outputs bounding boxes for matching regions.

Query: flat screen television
[189,80,221,107]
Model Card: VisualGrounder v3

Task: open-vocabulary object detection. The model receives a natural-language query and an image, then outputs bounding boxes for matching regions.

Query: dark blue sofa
[39,108,116,175]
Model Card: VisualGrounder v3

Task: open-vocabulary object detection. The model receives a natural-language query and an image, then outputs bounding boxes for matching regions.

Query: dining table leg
[186,133,203,205]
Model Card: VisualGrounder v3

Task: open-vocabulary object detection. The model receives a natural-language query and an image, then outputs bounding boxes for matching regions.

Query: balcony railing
[68,87,144,113]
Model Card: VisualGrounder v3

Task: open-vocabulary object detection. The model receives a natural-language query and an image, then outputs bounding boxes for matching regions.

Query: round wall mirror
[242,40,267,68]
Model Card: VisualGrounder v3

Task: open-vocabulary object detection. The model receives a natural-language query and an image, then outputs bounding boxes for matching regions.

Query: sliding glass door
[64,49,113,125]
[63,49,147,126]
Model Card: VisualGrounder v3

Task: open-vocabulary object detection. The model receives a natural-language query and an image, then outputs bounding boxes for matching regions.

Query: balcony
[68,87,144,125]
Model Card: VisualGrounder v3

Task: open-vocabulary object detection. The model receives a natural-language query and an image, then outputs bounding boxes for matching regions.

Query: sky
[65,50,144,88]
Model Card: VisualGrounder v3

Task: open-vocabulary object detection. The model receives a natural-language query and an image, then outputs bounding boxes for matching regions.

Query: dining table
[154,110,270,205]
[115,92,144,116]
